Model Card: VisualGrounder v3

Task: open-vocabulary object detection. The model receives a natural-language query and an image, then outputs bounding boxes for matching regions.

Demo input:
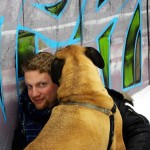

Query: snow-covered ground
[131,85,150,122]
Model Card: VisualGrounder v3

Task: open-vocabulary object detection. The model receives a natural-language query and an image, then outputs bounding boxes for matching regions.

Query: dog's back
[25,45,126,150]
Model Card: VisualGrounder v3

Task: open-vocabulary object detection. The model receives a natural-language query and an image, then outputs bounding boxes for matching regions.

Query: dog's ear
[85,47,105,69]
[51,58,65,86]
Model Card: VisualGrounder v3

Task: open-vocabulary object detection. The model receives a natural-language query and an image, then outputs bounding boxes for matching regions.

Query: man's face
[24,70,58,110]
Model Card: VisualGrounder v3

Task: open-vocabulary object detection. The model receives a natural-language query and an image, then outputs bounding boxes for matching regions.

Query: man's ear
[85,47,105,69]
[51,58,65,86]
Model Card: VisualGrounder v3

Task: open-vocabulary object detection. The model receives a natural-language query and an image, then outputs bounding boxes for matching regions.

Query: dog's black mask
[51,46,105,86]
[51,58,65,86]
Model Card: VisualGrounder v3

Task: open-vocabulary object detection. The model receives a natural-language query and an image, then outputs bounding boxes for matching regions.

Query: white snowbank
[132,85,150,122]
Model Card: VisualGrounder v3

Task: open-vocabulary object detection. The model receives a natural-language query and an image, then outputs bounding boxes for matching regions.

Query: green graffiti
[123,4,141,88]
[45,0,67,16]
[135,33,141,83]
[18,31,35,78]
[98,24,113,87]
[74,25,81,39]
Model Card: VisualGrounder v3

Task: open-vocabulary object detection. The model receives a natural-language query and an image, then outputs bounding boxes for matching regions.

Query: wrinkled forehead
[55,45,86,59]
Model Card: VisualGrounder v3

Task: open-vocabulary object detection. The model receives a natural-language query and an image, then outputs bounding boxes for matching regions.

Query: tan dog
[25,45,126,150]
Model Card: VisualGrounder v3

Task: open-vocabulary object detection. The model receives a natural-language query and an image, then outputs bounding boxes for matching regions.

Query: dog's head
[51,45,104,86]
[51,45,106,101]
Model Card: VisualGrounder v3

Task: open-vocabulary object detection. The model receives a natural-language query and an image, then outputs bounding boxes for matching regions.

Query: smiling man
[25,70,57,110]
[23,52,58,110]
[12,52,58,150]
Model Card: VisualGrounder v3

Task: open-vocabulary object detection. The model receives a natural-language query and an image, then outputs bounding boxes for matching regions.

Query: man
[12,52,150,150]
[12,52,58,150]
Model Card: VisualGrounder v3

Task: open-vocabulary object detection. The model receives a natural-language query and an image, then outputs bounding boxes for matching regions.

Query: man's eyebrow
[36,81,48,85]
[25,80,48,86]
[25,82,30,85]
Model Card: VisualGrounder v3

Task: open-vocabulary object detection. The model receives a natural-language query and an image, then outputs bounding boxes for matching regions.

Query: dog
[25,45,126,150]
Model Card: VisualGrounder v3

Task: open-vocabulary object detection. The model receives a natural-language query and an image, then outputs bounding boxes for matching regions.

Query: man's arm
[12,122,28,150]
[123,105,150,150]
[12,88,28,150]
[107,88,150,150]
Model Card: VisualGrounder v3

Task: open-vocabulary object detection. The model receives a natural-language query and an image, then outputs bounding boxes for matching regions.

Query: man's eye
[39,83,47,87]
[26,85,32,89]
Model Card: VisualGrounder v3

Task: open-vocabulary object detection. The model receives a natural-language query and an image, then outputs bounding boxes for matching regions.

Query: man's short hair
[22,52,54,75]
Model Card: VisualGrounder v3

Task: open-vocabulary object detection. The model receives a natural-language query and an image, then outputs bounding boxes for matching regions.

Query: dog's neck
[57,65,113,108]
[56,53,114,108]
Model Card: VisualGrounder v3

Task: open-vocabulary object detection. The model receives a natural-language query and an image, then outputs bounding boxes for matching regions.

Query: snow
[131,85,150,122]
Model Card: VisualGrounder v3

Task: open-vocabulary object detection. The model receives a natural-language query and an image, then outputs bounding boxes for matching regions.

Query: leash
[60,101,116,149]
[107,104,116,150]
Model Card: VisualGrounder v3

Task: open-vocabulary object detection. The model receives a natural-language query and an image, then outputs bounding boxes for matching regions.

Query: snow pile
[132,85,150,122]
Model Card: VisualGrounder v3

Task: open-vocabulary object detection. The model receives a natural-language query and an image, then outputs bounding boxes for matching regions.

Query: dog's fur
[25,45,126,150]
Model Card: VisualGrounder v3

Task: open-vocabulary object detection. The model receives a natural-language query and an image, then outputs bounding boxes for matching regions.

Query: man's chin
[35,104,46,110]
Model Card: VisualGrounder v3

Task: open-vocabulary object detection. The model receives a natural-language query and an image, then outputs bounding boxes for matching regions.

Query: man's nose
[32,87,40,97]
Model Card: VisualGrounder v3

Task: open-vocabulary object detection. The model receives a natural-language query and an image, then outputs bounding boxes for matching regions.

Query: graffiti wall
[0,0,149,149]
